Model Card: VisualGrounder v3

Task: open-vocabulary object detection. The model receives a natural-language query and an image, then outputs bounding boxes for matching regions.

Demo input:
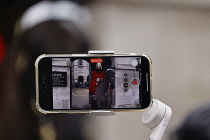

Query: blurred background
[1,0,210,140]
[86,1,210,140]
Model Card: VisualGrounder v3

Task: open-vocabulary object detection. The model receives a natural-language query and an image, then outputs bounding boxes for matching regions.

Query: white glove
[96,78,100,82]
[90,94,96,100]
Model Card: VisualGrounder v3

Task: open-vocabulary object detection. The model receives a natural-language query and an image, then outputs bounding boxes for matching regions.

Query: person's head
[0,1,90,140]
[96,63,102,70]
[16,0,90,99]
[171,103,210,140]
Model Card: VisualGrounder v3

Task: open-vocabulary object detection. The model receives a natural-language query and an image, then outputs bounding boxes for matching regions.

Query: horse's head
[105,69,115,89]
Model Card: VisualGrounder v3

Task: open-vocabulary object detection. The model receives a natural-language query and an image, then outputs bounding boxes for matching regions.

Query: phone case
[35,53,153,114]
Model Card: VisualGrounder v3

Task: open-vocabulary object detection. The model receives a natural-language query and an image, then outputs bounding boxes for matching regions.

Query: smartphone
[35,53,152,114]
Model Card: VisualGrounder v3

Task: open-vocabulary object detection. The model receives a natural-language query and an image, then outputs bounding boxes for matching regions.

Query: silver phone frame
[35,53,152,114]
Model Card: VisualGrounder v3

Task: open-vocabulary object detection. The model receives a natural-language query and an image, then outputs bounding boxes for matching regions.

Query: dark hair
[171,103,210,140]
[0,1,42,44]
[0,20,90,140]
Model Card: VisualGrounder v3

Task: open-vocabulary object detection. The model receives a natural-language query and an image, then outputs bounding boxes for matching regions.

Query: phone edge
[35,53,153,114]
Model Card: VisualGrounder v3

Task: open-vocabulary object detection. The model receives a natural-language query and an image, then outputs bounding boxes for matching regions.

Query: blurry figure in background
[85,75,89,88]
[77,75,85,88]
[171,103,210,140]
[0,1,91,140]
[0,1,42,46]
[89,63,104,108]
[0,1,43,68]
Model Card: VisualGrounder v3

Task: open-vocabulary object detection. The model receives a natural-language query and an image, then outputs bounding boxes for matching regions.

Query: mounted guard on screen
[89,63,105,108]
[95,68,115,109]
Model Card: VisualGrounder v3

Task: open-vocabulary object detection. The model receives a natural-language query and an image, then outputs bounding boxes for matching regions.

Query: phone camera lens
[124,73,127,77]
[124,78,127,82]
[124,89,128,92]
[41,82,46,92]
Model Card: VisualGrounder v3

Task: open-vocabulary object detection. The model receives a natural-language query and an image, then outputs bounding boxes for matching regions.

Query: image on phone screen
[38,56,151,110]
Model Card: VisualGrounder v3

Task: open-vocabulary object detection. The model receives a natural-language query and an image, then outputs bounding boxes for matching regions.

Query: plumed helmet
[96,63,102,69]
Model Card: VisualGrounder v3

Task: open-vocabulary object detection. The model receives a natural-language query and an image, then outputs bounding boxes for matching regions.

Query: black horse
[95,69,115,109]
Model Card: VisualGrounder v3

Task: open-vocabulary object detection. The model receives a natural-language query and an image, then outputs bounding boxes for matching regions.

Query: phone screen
[37,55,151,111]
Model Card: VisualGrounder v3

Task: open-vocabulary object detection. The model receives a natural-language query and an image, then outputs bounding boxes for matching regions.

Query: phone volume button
[41,82,46,92]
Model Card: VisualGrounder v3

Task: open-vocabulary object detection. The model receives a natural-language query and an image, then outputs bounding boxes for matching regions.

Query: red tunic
[0,34,6,65]
[89,70,105,94]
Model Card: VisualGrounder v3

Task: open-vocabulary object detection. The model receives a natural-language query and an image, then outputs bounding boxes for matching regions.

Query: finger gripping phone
[35,53,152,114]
